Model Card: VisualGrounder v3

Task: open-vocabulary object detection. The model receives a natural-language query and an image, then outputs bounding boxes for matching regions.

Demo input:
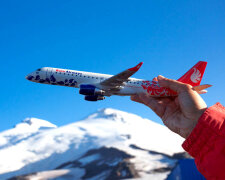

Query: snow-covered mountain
[0,108,187,180]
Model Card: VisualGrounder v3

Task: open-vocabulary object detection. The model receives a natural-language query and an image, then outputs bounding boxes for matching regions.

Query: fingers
[157,76,207,121]
[131,94,159,110]
[131,94,152,107]
[157,75,192,93]
[138,94,167,118]
[130,95,144,104]
[139,94,159,111]
[131,93,175,119]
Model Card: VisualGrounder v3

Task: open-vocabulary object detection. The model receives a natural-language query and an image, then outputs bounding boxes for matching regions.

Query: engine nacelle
[85,95,105,101]
[79,84,105,95]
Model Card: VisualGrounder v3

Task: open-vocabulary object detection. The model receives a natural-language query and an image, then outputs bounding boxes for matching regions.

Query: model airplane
[26,61,211,101]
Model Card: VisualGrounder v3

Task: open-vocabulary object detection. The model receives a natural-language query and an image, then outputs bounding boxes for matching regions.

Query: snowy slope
[0,108,185,180]
[0,117,57,152]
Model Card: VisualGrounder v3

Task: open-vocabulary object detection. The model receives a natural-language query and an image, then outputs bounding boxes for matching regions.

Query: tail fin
[177,61,207,86]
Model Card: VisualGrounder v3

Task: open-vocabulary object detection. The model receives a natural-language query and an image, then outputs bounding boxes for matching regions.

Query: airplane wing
[100,62,143,87]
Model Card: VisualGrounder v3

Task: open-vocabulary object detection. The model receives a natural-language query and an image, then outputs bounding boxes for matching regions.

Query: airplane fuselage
[26,67,153,96]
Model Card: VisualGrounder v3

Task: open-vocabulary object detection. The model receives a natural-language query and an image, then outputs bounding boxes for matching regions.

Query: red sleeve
[182,103,225,179]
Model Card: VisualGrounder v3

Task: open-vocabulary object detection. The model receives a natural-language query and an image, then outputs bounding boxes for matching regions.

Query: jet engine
[79,84,105,95]
[85,95,105,101]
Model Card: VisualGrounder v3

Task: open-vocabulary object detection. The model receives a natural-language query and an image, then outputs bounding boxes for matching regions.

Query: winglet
[128,62,143,72]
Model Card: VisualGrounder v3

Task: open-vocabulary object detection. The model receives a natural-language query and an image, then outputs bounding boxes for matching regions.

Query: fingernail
[152,77,158,81]
[157,75,165,80]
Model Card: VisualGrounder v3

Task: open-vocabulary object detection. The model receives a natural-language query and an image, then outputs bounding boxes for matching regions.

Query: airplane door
[46,68,54,82]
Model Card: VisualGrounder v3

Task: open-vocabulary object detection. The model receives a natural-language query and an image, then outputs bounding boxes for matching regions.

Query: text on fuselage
[56,69,82,75]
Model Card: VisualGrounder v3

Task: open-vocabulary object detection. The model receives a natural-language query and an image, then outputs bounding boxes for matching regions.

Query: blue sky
[0,0,225,132]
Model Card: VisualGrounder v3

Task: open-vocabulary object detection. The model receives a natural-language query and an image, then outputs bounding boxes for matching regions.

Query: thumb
[157,75,192,93]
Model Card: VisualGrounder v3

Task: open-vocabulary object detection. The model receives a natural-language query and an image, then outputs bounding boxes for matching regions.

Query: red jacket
[182,103,225,179]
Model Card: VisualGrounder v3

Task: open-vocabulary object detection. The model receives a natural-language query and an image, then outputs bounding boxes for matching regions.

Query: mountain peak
[15,117,57,130]
[97,108,125,117]
[97,108,130,115]
[85,108,132,123]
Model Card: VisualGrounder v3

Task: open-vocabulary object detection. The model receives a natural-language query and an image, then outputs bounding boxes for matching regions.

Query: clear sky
[0,0,225,132]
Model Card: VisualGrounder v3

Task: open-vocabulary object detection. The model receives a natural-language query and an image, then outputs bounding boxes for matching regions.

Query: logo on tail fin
[191,68,201,83]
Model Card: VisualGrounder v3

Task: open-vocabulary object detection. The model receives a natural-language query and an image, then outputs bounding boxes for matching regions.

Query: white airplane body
[26,61,211,101]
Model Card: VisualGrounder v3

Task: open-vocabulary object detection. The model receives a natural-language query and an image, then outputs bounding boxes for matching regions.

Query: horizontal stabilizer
[193,84,212,91]
[197,90,208,94]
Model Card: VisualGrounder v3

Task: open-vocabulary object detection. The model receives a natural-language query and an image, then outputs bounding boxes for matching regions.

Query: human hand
[131,75,207,139]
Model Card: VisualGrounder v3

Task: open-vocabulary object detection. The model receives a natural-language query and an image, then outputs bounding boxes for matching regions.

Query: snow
[23,168,85,180]
[0,108,185,179]
[79,154,101,165]
[0,117,57,149]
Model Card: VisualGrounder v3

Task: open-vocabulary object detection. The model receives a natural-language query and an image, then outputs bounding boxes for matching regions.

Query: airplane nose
[26,73,35,81]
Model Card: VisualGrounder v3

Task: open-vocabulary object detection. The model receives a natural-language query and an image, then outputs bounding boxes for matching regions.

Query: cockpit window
[36,68,41,71]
